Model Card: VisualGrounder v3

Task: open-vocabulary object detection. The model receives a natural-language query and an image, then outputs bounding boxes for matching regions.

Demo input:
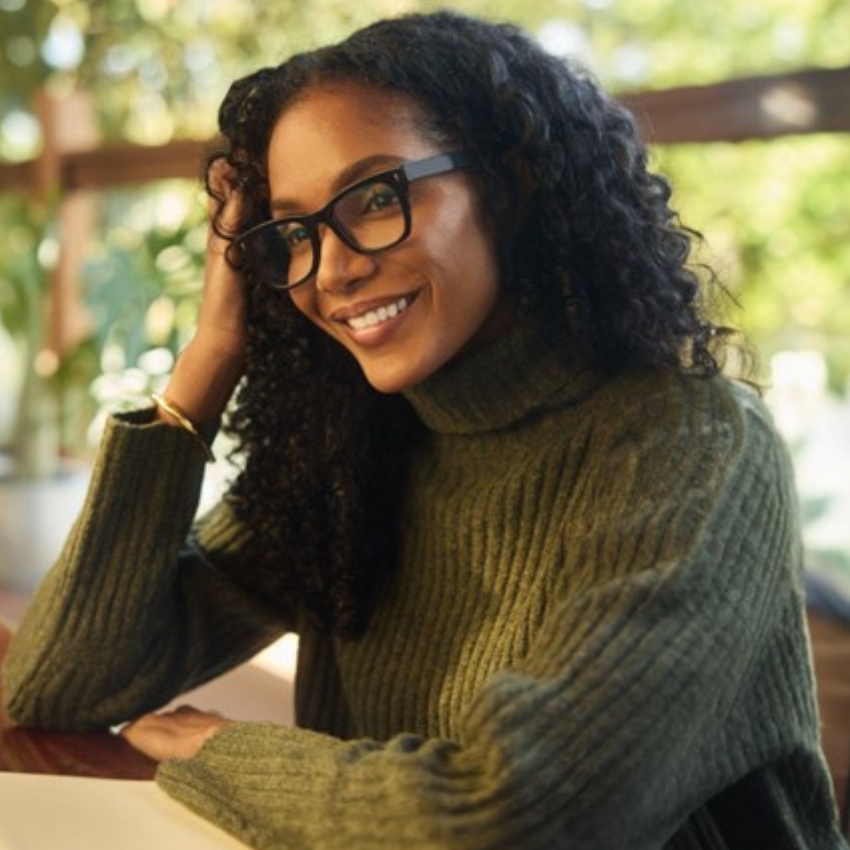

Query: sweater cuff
[115,406,220,458]
[155,723,340,846]
[87,409,210,535]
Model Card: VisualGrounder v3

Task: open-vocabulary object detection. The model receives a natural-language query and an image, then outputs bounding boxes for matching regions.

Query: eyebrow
[269,154,403,215]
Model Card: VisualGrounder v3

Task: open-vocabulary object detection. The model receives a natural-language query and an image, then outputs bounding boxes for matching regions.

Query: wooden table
[0,622,156,779]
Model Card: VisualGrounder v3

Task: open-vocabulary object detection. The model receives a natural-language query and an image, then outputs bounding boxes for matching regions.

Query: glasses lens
[332,177,406,252]
[243,223,300,289]
[275,220,315,287]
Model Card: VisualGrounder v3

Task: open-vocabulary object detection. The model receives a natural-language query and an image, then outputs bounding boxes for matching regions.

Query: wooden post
[25,91,99,465]
[35,90,98,364]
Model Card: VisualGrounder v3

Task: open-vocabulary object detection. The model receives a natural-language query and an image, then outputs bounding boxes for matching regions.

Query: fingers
[120,705,233,763]
[197,160,250,351]
[207,158,244,233]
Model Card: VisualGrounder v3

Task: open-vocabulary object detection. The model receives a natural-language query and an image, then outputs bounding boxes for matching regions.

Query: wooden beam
[61,138,210,191]
[0,139,209,194]
[0,160,36,193]
[619,65,850,144]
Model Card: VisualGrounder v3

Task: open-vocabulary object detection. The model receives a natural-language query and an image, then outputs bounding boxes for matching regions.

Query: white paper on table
[0,772,251,850]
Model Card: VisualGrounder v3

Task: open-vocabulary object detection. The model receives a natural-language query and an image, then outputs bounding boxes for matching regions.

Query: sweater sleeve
[2,410,287,731]
[154,384,824,849]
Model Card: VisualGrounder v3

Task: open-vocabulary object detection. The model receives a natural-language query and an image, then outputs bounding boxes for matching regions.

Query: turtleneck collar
[402,323,604,435]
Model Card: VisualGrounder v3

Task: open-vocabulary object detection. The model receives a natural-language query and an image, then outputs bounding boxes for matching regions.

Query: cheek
[288,288,319,325]
[441,225,501,314]
[440,196,500,298]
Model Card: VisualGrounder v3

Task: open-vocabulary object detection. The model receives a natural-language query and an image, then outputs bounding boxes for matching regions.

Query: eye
[277,221,312,252]
[359,181,400,214]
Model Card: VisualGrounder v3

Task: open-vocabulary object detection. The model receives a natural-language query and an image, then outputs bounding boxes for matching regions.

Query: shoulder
[592,368,783,466]
[545,368,794,524]
[538,370,802,604]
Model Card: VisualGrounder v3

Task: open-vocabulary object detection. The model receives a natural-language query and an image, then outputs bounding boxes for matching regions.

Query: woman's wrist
[151,392,216,462]
[158,335,244,425]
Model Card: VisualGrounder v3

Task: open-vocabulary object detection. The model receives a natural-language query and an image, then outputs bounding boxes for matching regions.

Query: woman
[3,11,844,849]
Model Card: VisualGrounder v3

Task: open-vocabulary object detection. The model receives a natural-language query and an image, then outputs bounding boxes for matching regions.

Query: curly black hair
[204,10,737,637]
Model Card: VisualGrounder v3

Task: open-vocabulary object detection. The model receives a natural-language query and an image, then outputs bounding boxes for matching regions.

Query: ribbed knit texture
[3,328,846,849]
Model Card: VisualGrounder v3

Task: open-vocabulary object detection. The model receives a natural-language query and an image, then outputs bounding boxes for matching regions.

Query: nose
[314,227,377,294]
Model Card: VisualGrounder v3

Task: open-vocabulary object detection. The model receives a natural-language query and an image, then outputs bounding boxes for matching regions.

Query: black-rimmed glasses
[236,151,471,290]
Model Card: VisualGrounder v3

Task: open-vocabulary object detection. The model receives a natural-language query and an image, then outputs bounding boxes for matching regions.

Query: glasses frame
[236,151,471,291]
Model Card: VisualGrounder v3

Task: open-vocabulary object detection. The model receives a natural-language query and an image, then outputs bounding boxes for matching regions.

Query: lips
[342,295,413,331]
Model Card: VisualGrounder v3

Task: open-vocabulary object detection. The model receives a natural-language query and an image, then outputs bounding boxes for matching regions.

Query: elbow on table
[1,663,118,733]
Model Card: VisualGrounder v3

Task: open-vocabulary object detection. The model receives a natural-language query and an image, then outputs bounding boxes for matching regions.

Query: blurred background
[1,0,849,597]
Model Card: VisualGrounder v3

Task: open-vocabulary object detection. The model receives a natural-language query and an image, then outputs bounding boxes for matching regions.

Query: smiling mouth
[345,295,413,331]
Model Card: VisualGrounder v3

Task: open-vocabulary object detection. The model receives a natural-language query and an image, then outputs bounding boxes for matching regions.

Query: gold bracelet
[151,392,215,463]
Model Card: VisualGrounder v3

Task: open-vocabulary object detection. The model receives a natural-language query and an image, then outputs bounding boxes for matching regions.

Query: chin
[360,371,416,395]
[357,358,432,395]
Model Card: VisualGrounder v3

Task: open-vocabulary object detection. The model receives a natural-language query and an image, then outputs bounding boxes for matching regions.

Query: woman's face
[265,84,506,394]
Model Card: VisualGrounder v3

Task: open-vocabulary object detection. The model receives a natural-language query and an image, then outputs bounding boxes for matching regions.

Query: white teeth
[347,296,410,331]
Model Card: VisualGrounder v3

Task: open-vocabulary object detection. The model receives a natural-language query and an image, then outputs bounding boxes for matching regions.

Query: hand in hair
[156,159,248,426]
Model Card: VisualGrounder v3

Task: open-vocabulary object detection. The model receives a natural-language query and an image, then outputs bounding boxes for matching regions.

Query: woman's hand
[121,705,233,762]
[194,159,250,372]
[157,159,250,425]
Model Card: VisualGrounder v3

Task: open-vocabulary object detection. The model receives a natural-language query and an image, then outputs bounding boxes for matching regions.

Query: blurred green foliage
[1,0,849,465]
[656,137,850,392]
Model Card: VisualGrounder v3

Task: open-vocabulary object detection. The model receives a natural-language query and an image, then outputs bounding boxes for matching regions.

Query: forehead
[266,84,438,205]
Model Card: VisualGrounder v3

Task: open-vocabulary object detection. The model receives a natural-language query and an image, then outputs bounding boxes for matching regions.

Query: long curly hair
[205,11,736,637]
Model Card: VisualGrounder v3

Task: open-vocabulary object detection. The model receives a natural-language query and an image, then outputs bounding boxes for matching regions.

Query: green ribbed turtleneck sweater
[3,328,845,849]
